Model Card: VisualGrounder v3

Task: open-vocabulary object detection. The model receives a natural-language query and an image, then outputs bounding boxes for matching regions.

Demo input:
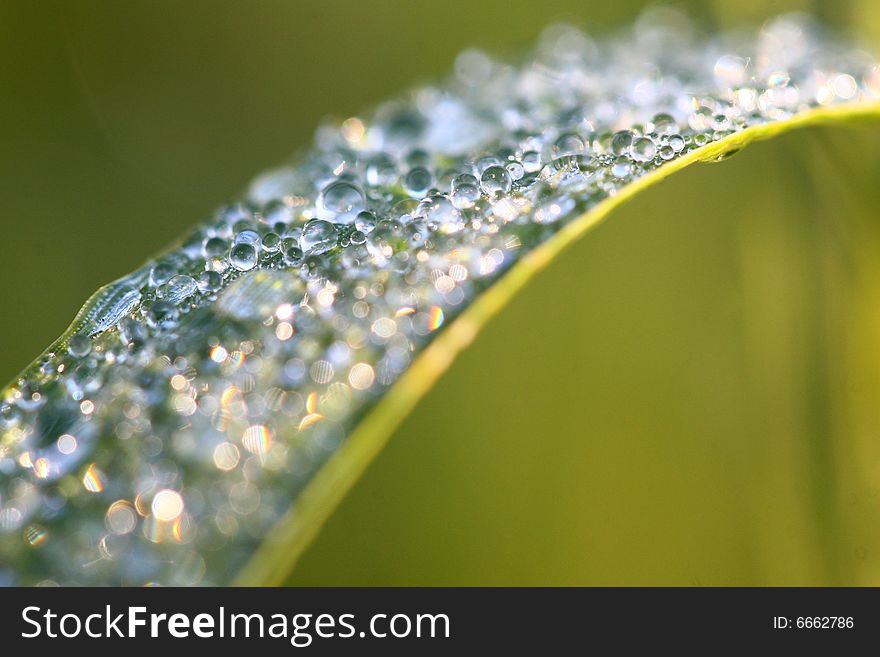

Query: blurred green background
[2,1,880,585]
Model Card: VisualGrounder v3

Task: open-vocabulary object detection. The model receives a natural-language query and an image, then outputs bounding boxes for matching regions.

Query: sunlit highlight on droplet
[151,489,184,522]
[210,345,228,363]
[82,464,104,493]
[242,425,272,458]
[428,306,445,330]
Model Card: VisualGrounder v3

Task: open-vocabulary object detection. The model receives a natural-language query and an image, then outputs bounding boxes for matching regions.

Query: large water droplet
[553,132,585,156]
[149,263,175,287]
[611,130,633,156]
[228,243,258,271]
[631,137,657,162]
[404,168,433,199]
[203,237,228,258]
[355,211,378,234]
[480,165,512,196]
[163,275,197,304]
[667,134,685,152]
[262,232,281,252]
[451,173,481,209]
[650,113,677,135]
[611,155,633,178]
[234,229,262,249]
[419,194,463,234]
[66,334,91,358]
[316,181,365,223]
[83,285,142,336]
[197,270,222,293]
[300,220,339,255]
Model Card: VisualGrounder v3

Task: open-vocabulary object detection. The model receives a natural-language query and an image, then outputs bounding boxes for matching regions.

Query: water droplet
[611,130,634,156]
[234,229,261,248]
[522,151,542,173]
[146,301,179,329]
[631,137,656,162]
[283,246,303,265]
[480,165,512,196]
[404,167,433,199]
[650,113,677,135]
[365,155,398,187]
[419,194,463,234]
[611,155,633,178]
[66,334,91,358]
[317,181,365,223]
[163,275,197,305]
[203,237,228,258]
[505,160,525,180]
[355,211,378,234]
[553,132,585,156]
[149,263,175,287]
[451,173,481,209]
[262,232,281,252]
[300,220,338,255]
[667,134,685,152]
[197,270,222,293]
[228,243,258,271]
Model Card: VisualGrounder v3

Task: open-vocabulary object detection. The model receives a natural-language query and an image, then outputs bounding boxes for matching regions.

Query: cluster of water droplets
[2,10,878,585]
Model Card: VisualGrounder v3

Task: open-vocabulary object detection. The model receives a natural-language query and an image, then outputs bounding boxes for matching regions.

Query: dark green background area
[0,0,875,383]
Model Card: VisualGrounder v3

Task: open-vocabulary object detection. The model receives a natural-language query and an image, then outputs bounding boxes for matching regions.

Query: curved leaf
[1,12,878,586]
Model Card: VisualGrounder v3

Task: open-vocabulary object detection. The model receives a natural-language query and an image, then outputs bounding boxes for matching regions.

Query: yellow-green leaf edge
[233,101,880,585]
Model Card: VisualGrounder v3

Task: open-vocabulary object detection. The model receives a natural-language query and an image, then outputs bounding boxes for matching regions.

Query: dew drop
[365,155,398,187]
[234,229,261,248]
[228,243,258,271]
[667,134,686,152]
[451,173,481,209]
[317,181,365,223]
[262,232,281,252]
[163,275,197,304]
[66,334,91,358]
[505,160,525,181]
[146,301,179,329]
[611,155,633,178]
[419,194,464,234]
[480,165,512,196]
[203,237,228,258]
[283,246,304,266]
[404,167,433,199]
[355,211,378,234]
[522,151,542,173]
[611,130,634,156]
[300,220,339,255]
[149,263,175,287]
[197,270,222,293]
[631,137,657,162]
[553,132,585,156]
[650,113,677,135]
